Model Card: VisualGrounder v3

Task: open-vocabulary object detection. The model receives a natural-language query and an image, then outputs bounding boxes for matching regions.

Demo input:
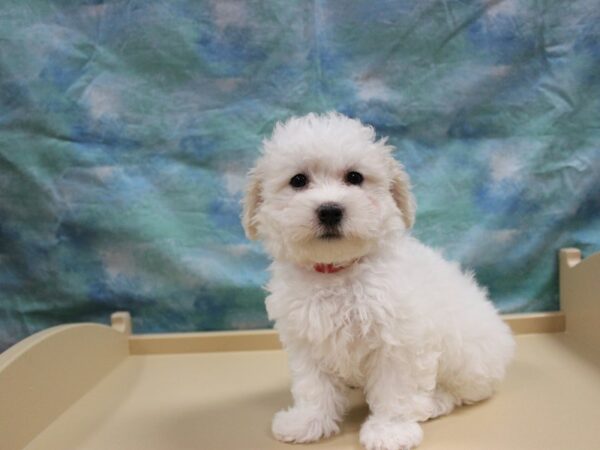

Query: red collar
[313,260,357,274]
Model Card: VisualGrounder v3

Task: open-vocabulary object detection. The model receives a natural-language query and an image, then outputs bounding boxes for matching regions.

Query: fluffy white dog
[242,112,514,450]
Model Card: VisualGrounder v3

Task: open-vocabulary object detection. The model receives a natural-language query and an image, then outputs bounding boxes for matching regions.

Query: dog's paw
[272,407,339,443]
[359,416,423,450]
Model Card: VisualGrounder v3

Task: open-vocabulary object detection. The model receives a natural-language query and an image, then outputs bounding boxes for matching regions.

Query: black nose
[317,203,344,227]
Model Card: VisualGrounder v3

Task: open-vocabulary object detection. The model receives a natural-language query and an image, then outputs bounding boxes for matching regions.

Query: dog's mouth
[318,230,343,240]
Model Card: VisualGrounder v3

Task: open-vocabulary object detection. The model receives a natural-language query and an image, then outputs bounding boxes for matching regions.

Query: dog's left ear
[242,166,262,240]
[388,157,416,229]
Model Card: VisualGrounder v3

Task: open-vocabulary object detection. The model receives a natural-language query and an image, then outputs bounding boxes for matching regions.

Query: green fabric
[1,0,599,350]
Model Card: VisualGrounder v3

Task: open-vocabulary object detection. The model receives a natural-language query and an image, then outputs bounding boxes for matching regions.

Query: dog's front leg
[272,349,347,443]
[360,347,438,450]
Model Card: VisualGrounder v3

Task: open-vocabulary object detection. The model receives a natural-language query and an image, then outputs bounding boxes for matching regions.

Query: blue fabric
[1,0,599,350]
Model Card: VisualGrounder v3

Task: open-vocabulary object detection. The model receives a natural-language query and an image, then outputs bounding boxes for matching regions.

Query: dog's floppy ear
[242,165,262,240]
[388,157,416,229]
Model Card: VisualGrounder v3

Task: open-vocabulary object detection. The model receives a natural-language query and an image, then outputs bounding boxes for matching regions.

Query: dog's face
[243,113,415,265]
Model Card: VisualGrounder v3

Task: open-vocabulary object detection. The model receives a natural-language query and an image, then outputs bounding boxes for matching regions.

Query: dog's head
[242,112,415,265]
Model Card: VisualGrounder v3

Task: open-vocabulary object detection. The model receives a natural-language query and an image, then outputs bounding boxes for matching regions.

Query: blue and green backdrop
[1,0,599,350]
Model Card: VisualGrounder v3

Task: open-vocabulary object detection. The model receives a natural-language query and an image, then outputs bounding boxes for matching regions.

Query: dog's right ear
[242,166,262,240]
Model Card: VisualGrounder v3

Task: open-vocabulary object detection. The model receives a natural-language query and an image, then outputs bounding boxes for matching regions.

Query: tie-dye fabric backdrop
[1,0,599,350]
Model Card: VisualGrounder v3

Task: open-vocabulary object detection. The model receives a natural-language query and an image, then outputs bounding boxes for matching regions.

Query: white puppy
[242,112,514,450]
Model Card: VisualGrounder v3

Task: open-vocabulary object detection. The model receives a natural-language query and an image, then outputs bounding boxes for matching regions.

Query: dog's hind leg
[425,386,459,420]
[439,325,514,407]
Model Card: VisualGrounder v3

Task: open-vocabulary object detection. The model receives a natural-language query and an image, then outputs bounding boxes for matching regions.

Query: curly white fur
[243,112,515,450]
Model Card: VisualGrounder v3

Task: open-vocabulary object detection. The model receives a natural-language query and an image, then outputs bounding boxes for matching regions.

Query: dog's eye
[345,171,364,185]
[289,173,308,189]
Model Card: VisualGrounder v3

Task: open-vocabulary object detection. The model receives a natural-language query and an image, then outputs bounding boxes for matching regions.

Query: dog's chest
[319,314,376,386]
[269,275,385,385]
